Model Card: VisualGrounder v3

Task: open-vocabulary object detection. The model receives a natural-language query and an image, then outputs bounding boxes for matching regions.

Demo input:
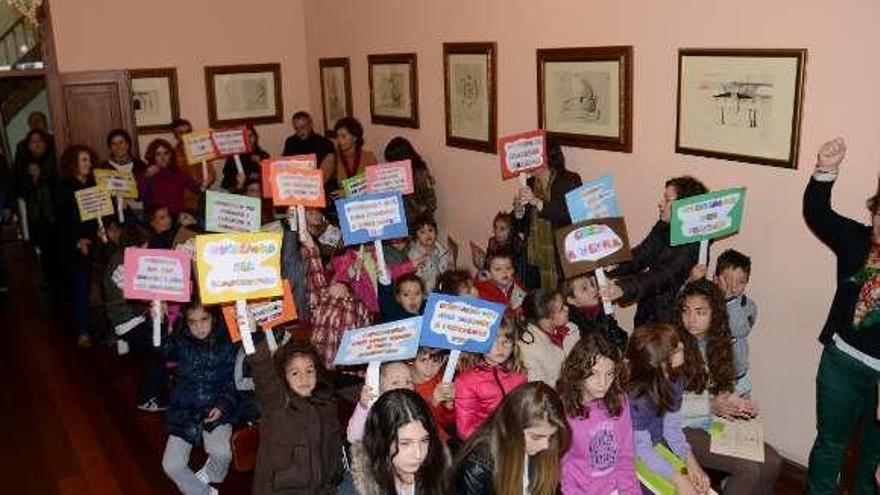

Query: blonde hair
[458,317,524,373]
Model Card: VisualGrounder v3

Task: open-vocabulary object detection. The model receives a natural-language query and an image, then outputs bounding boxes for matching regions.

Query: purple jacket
[628,380,692,479]
[561,395,641,495]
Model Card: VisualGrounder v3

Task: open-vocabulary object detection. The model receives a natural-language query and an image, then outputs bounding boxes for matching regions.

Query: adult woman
[384,137,437,222]
[141,138,203,215]
[346,389,447,495]
[603,176,707,327]
[320,117,377,195]
[803,137,880,494]
[221,125,269,193]
[13,129,56,199]
[56,144,104,348]
[448,381,571,495]
[101,129,148,220]
[513,139,582,290]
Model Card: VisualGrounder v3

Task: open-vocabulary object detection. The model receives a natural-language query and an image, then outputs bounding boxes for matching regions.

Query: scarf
[526,171,558,289]
[544,324,571,349]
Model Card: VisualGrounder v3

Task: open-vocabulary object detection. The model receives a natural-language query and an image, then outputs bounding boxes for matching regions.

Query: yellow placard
[195,232,283,304]
[75,186,114,221]
[183,130,218,165]
[94,169,138,199]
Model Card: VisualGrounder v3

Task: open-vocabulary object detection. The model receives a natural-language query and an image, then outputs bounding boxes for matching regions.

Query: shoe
[194,465,210,484]
[136,398,168,412]
[76,334,92,348]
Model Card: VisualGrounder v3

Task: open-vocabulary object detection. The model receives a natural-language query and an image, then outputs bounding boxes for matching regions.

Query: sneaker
[136,398,168,412]
[194,465,210,484]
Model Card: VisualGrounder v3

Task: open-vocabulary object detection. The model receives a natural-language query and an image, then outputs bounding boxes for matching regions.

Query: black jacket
[282,133,335,164]
[450,443,534,495]
[608,220,699,327]
[803,177,879,355]
[566,303,628,349]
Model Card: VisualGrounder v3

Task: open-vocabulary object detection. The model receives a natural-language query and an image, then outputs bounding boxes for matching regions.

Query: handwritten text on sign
[365,160,414,195]
[211,128,250,156]
[196,232,283,304]
[420,294,504,353]
[75,186,114,221]
[205,190,261,233]
[271,166,325,207]
[337,192,408,245]
[333,317,422,366]
[670,188,746,245]
[94,169,138,199]
[261,154,317,199]
[123,248,192,302]
[183,131,218,164]
[555,217,633,279]
[565,175,621,223]
[499,129,547,180]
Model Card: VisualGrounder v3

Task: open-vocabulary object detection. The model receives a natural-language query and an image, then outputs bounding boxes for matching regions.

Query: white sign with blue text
[336,191,409,246]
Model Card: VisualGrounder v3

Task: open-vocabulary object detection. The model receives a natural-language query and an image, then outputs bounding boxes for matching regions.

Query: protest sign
[94,169,138,198]
[333,317,422,367]
[565,174,622,223]
[222,280,296,352]
[365,160,414,195]
[498,129,547,182]
[342,173,367,197]
[122,248,192,346]
[670,187,746,264]
[211,127,251,156]
[336,192,408,245]
[205,190,262,233]
[182,131,218,165]
[195,232,283,304]
[270,165,325,207]
[261,154,317,199]
[75,186,114,221]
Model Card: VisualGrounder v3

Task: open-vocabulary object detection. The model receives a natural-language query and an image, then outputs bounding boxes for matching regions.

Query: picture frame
[319,57,353,132]
[204,63,283,127]
[443,42,497,154]
[537,46,633,152]
[368,53,419,128]
[675,48,807,169]
[129,67,180,134]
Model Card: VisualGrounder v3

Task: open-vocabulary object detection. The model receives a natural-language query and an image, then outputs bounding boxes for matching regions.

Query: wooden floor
[0,239,809,495]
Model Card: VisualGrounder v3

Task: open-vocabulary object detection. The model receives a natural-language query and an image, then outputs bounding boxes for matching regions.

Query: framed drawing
[368,53,419,128]
[319,57,353,131]
[204,63,283,127]
[443,42,497,154]
[130,67,180,133]
[676,48,807,169]
[537,46,633,152]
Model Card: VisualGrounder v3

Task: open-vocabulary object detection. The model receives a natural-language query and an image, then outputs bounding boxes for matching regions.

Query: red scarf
[543,325,571,349]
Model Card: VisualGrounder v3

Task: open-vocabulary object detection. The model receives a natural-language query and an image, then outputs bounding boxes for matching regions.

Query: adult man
[282,111,334,164]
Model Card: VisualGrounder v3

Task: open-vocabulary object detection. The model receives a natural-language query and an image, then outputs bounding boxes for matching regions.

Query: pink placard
[365,160,414,195]
[498,129,547,180]
[211,127,252,157]
[122,247,192,302]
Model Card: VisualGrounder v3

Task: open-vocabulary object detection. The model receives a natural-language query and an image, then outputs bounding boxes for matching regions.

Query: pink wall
[49,0,312,155]
[303,0,880,462]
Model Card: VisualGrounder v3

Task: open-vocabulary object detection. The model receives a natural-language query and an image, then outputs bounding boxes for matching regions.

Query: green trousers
[807,344,880,494]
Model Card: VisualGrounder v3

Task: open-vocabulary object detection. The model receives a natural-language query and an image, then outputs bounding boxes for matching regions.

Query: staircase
[0,15,42,71]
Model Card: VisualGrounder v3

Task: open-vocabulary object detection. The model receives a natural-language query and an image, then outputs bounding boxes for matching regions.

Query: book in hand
[635,444,719,495]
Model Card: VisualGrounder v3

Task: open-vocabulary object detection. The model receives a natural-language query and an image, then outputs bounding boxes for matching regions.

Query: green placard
[342,173,366,197]
[204,190,262,233]
[670,187,746,246]
[635,444,686,495]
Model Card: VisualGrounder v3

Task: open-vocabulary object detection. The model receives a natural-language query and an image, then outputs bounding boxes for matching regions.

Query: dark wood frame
[129,67,180,134]
[443,42,497,154]
[318,57,353,132]
[537,46,633,152]
[204,63,283,127]
[675,48,807,169]
[367,53,419,128]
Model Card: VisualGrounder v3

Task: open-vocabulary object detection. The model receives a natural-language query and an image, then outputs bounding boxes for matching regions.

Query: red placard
[261,154,318,199]
[211,127,252,157]
[498,129,547,180]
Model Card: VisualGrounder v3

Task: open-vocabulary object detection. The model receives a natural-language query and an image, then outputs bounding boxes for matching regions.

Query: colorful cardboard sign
[670,187,746,246]
[566,174,621,223]
[365,160,414,195]
[420,294,504,353]
[222,280,297,341]
[261,155,318,199]
[498,129,547,180]
[211,127,251,157]
[333,317,422,367]
[336,192,408,245]
[183,131,218,165]
[555,217,633,279]
[270,166,326,207]
[122,248,192,302]
[342,173,367,197]
[75,186,115,221]
[205,190,262,233]
[94,169,139,199]
[195,232,283,304]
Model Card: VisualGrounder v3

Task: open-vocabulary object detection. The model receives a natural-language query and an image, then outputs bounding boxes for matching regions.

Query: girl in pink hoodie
[453,317,527,440]
[559,333,640,495]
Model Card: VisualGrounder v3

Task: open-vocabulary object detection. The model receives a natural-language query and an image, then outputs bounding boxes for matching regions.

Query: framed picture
[130,67,180,134]
[204,63,283,127]
[537,46,633,152]
[676,48,807,169]
[368,53,419,128]
[319,57,353,132]
[443,42,497,154]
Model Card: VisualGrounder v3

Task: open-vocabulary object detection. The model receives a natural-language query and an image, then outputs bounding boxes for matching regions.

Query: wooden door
[52,70,136,158]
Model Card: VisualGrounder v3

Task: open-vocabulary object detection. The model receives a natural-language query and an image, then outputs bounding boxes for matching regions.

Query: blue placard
[336,192,409,246]
[565,175,622,223]
[333,317,423,366]
[419,293,505,353]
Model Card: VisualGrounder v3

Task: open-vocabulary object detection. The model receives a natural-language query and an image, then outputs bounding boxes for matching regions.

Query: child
[146,204,177,249]
[305,207,343,265]
[474,250,527,318]
[626,323,711,495]
[378,272,426,323]
[436,269,480,298]
[484,211,523,267]
[160,303,237,495]
[347,361,414,443]
[519,288,580,386]
[559,333,639,494]
[383,237,412,267]
[714,249,757,394]
[454,317,527,439]
[561,273,629,349]
[248,337,343,494]
[408,216,451,292]
[411,347,455,441]
[674,280,781,495]
[331,242,415,314]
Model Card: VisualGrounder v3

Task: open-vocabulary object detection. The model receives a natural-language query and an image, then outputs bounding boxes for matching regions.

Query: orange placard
[222,280,297,341]
[271,166,325,207]
[260,154,318,199]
